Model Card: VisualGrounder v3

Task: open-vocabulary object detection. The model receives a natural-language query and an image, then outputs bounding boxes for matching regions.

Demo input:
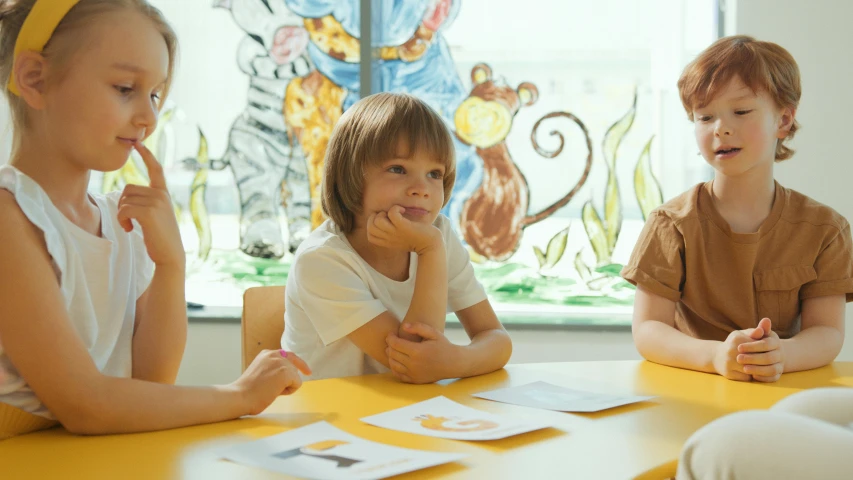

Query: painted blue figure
[284,0,481,233]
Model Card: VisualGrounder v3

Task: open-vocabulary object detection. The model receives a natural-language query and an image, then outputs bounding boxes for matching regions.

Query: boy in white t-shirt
[282,92,512,383]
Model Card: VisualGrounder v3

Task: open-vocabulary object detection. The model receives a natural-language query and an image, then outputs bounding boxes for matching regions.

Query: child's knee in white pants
[772,387,853,427]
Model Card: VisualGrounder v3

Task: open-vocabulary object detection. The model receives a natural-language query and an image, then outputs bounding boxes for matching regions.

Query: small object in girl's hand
[279,349,288,358]
[186,302,204,309]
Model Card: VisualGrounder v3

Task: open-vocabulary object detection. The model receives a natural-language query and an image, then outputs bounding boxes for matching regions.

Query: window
[9,0,719,324]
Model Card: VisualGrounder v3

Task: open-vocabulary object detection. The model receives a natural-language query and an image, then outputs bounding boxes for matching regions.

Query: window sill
[187,305,632,330]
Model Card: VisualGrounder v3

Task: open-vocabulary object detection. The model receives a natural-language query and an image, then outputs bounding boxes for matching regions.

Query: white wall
[177,323,639,385]
[735,0,853,361]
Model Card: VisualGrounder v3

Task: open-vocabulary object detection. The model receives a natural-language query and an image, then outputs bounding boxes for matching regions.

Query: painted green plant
[190,129,212,261]
[533,224,570,273]
[574,89,664,293]
[579,90,665,262]
[573,250,592,281]
[472,261,634,308]
[634,135,664,220]
[581,91,636,266]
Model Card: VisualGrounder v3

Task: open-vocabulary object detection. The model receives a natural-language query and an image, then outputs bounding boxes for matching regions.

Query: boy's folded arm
[346,289,456,371]
[632,286,719,374]
[347,311,403,369]
[346,302,512,382]
[453,300,512,378]
[401,244,448,335]
[343,246,449,367]
[781,294,846,373]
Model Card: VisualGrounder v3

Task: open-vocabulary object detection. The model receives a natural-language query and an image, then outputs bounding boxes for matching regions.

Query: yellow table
[3,361,852,479]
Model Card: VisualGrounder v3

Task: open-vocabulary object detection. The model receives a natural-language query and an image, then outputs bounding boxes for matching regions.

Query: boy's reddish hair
[678,35,801,161]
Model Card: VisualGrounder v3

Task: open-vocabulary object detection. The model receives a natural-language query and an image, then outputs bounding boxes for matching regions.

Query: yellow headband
[7,0,81,96]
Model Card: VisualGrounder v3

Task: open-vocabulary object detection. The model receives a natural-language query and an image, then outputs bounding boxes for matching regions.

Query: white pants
[677,388,853,480]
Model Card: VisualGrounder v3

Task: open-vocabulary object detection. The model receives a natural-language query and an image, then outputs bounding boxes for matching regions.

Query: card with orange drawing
[360,396,552,441]
[218,421,467,480]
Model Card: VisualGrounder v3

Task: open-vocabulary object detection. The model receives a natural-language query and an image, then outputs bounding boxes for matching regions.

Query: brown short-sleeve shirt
[621,181,853,341]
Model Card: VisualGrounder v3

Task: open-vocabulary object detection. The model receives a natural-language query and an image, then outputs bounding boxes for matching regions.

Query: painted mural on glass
[107,0,675,318]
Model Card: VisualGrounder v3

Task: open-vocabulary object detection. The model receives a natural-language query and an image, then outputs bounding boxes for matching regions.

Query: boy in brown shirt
[622,35,853,382]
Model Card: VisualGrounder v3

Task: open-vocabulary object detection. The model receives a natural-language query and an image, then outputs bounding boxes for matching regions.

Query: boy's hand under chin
[366,205,442,255]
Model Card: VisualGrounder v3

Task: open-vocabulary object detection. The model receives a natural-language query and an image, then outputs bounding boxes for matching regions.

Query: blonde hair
[678,35,801,161]
[322,92,457,233]
[0,0,177,138]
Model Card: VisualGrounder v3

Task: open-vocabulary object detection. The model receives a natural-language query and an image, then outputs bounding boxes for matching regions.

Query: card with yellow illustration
[360,396,552,441]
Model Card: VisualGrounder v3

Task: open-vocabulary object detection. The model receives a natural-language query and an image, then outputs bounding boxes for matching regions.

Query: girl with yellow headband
[0,0,310,440]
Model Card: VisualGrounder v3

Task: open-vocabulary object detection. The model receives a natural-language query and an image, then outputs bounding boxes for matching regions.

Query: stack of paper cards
[473,381,655,412]
[360,396,552,441]
[218,421,466,480]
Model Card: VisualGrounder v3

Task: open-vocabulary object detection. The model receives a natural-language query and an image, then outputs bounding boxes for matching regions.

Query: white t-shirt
[282,215,487,380]
[0,165,154,419]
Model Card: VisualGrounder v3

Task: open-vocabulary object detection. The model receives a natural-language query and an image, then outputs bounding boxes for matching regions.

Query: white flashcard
[218,421,466,480]
[473,381,655,413]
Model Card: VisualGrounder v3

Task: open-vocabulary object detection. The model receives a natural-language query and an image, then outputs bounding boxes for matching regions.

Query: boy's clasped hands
[715,317,785,382]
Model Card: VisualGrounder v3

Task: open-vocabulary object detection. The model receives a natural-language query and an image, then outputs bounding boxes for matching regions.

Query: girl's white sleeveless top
[0,165,154,419]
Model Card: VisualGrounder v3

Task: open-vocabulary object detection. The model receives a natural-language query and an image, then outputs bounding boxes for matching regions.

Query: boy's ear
[777,107,796,138]
[11,51,49,110]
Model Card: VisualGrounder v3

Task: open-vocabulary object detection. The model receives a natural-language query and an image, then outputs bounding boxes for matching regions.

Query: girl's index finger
[285,352,312,375]
[133,141,167,190]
